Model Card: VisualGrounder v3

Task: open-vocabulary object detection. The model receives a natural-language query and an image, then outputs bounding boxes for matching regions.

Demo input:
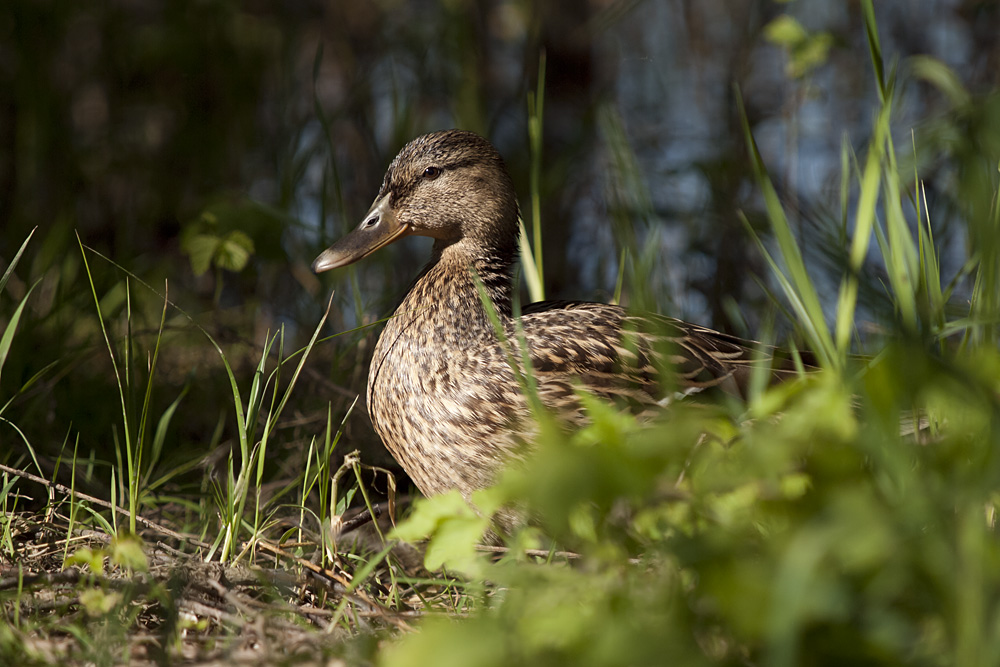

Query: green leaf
[181,233,220,276]
[764,15,808,47]
[111,533,148,572]
[764,15,833,78]
[391,490,492,574]
[215,230,255,272]
[67,547,105,575]
[392,490,479,542]
[79,588,122,617]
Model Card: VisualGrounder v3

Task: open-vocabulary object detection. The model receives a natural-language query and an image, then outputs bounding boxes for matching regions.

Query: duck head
[312,129,520,273]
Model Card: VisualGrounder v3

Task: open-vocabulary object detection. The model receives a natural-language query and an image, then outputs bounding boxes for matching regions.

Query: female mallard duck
[313,129,782,505]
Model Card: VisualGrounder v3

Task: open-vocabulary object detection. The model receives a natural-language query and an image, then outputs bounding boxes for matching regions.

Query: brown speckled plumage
[313,129,789,507]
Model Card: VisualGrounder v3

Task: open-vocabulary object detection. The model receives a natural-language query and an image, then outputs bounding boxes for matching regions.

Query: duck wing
[516,301,796,409]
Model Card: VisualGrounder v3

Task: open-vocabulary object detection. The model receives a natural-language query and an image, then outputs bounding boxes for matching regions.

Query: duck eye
[422,166,442,180]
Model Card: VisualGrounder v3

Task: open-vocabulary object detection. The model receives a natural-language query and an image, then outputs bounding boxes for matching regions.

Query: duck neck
[402,238,515,339]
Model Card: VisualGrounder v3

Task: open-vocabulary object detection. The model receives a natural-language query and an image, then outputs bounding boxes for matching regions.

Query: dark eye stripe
[421,158,476,178]
[392,158,479,204]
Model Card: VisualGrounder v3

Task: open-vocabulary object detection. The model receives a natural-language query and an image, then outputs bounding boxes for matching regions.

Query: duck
[312,129,795,512]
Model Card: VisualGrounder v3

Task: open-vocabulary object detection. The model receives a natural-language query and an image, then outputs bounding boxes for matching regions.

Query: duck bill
[312,194,410,273]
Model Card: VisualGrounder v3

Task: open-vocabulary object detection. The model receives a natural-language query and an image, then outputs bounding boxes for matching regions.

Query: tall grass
[51,238,349,563]
[519,52,548,304]
[2,234,390,663]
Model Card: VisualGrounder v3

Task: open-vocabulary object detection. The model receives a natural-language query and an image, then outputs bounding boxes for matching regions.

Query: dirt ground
[1,500,432,666]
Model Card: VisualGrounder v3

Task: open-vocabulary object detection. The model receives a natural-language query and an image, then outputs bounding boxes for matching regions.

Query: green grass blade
[525,50,546,300]
[0,228,36,296]
[860,0,886,101]
[142,381,190,488]
[835,102,888,351]
[881,128,919,332]
[0,280,39,390]
[736,90,836,367]
[518,217,544,303]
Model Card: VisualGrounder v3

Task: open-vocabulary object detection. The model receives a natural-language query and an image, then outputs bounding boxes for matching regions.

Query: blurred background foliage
[1,0,1000,550]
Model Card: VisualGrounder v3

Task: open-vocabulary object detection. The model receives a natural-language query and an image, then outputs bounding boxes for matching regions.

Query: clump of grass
[0,237,416,663]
